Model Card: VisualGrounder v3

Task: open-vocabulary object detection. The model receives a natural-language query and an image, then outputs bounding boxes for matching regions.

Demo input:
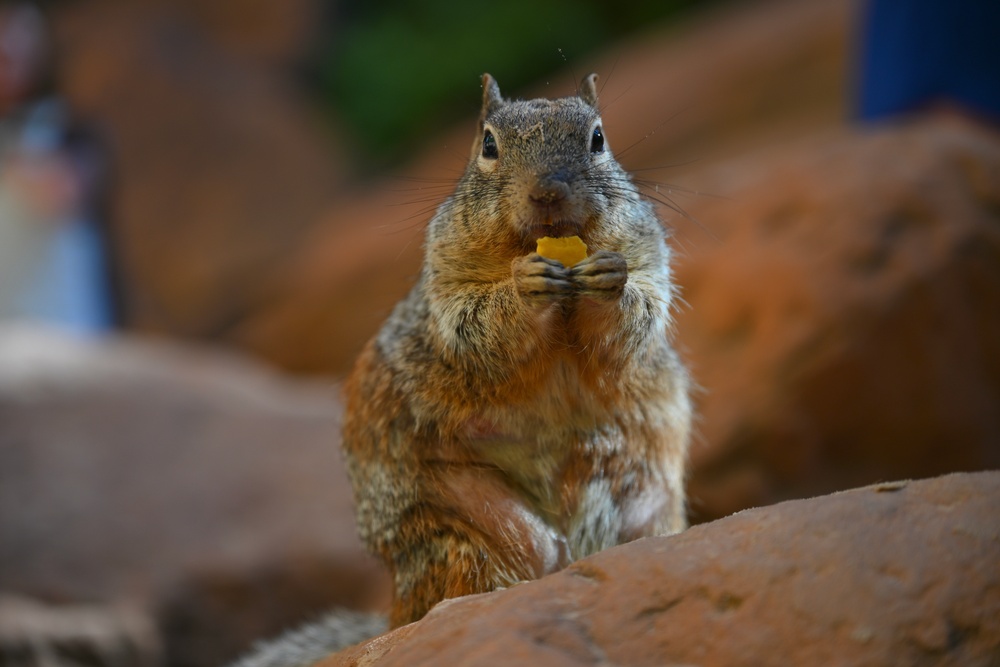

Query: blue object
[857,0,1000,120]
[14,216,115,334]
[0,98,115,335]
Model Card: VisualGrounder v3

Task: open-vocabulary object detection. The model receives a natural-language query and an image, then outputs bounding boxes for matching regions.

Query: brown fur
[342,73,692,628]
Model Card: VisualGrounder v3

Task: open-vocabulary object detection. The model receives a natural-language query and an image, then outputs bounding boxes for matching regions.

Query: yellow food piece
[536,235,588,267]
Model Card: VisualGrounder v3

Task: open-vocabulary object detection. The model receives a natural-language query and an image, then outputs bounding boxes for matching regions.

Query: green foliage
[318,0,710,168]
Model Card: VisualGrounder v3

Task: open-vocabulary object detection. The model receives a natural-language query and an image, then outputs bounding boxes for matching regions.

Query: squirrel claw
[572,249,627,299]
[512,253,573,305]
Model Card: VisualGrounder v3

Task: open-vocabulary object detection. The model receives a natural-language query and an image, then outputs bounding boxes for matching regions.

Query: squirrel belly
[342,72,692,629]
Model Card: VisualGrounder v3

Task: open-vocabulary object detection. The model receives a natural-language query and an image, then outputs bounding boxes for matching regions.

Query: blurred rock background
[2,0,998,666]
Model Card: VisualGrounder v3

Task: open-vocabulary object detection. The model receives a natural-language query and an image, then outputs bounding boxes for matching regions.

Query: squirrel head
[450,73,632,249]
[425,73,648,282]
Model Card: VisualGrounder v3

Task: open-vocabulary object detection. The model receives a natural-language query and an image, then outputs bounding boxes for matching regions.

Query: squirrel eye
[482,130,499,159]
[590,126,605,153]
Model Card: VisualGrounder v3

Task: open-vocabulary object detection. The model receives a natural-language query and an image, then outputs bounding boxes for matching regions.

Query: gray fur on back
[227,610,387,667]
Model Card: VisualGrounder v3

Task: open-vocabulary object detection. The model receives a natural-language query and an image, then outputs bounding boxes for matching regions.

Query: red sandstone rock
[50,2,345,340]
[324,472,1000,667]
[133,0,324,65]
[676,113,1000,520]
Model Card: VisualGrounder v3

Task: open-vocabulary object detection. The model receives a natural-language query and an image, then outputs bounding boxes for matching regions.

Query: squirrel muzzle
[523,172,585,237]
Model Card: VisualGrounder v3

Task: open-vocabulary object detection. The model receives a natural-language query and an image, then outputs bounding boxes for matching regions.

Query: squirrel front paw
[571,250,627,301]
[512,253,573,307]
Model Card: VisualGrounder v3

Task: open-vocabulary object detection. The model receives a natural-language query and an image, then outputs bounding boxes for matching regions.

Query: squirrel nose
[529,177,570,207]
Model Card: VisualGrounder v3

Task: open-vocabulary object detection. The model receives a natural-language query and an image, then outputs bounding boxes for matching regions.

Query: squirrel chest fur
[342,73,692,628]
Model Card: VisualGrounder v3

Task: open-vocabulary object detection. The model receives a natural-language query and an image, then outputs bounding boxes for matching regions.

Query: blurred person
[857,0,1000,122]
[0,1,115,334]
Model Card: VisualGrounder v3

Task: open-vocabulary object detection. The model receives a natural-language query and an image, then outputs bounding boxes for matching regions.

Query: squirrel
[231,72,691,667]
[343,72,691,629]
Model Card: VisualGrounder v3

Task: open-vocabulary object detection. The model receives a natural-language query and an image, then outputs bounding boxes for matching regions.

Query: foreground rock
[326,472,1000,667]
[0,328,389,667]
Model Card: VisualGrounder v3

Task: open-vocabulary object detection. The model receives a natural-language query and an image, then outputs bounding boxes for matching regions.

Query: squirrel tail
[228,609,387,667]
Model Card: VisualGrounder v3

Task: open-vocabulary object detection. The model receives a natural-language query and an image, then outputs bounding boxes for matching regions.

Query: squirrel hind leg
[387,521,541,628]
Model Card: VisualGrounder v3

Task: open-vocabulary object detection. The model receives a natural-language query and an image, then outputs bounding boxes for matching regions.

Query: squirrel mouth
[528,219,582,241]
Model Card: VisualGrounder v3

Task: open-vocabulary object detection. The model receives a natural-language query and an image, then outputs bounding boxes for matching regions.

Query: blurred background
[1,0,998,666]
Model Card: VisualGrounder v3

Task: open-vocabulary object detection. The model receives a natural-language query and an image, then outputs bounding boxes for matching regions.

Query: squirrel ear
[481,73,503,120]
[579,73,599,108]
